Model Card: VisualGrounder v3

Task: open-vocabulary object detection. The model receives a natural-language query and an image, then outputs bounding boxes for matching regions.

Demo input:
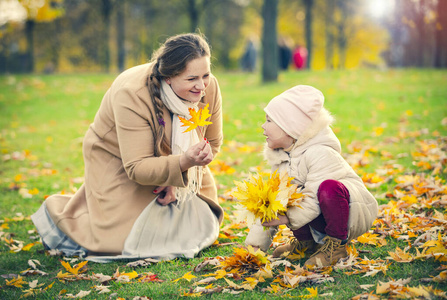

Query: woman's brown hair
[148,33,211,156]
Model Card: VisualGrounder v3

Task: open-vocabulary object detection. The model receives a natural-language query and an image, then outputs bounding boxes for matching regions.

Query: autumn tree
[435,0,447,67]
[202,1,245,69]
[116,0,126,72]
[101,0,112,72]
[335,0,349,69]
[18,0,64,72]
[324,0,335,69]
[303,0,313,69]
[261,0,278,82]
[180,0,212,33]
[386,0,438,67]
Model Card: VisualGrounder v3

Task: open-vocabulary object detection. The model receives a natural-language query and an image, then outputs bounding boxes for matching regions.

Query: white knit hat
[264,85,324,139]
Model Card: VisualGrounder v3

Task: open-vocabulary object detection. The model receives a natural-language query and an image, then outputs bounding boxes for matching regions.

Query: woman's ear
[165,78,171,85]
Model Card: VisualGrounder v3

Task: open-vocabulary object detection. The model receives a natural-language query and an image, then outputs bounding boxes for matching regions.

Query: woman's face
[166,56,211,103]
[262,114,294,149]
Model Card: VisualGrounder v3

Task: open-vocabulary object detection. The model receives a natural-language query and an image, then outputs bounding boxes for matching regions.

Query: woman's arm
[112,87,186,187]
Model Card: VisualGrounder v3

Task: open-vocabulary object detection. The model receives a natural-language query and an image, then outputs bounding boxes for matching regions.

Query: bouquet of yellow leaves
[232,170,303,226]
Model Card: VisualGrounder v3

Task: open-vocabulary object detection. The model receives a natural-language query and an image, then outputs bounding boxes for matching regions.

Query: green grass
[0,69,447,299]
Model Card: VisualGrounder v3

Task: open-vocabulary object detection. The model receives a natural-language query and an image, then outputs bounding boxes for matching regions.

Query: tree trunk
[116,1,126,72]
[325,0,335,69]
[303,0,313,69]
[414,0,426,67]
[51,18,61,72]
[187,0,200,32]
[102,0,112,72]
[261,0,278,83]
[434,0,447,68]
[25,20,35,73]
[336,0,347,69]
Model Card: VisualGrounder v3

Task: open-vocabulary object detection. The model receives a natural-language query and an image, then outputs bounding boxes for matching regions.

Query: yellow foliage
[173,271,197,282]
[233,171,303,224]
[6,275,27,288]
[179,104,213,134]
[60,260,88,275]
[19,0,64,21]
[220,246,268,273]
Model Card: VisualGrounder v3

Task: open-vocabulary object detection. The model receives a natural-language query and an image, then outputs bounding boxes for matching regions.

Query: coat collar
[264,108,339,166]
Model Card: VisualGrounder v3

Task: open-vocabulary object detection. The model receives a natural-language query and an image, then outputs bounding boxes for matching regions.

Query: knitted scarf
[160,80,203,202]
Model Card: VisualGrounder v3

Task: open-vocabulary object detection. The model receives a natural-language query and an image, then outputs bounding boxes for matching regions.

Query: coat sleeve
[245,221,278,252]
[286,146,349,230]
[111,87,187,187]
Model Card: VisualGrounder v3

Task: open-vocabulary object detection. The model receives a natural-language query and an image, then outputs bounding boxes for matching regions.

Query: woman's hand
[262,214,290,227]
[154,186,177,206]
[179,140,213,171]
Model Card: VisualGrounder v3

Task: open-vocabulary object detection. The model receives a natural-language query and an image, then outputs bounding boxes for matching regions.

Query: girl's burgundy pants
[292,179,350,241]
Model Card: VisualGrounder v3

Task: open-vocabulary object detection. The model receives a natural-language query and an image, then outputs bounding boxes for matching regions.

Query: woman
[31,33,224,262]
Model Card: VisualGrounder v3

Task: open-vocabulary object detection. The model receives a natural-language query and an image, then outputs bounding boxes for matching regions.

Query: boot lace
[290,238,312,253]
[310,237,336,258]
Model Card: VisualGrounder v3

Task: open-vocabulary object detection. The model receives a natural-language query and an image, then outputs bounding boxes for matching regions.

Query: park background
[1,0,447,75]
[1,0,447,299]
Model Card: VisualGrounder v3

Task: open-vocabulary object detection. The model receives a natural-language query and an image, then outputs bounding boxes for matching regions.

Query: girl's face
[262,114,294,149]
[166,56,211,103]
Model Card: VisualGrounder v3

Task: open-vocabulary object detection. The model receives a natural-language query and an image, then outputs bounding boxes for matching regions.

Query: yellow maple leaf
[60,260,88,275]
[5,275,27,288]
[173,271,197,282]
[178,103,212,133]
[56,270,74,282]
[242,277,258,289]
[347,244,359,257]
[356,232,382,246]
[421,232,447,260]
[44,281,55,290]
[305,287,319,298]
[119,270,138,280]
[22,242,40,251]
[432,270,447,282]
[269,284,282,293]
[387,247,414,262]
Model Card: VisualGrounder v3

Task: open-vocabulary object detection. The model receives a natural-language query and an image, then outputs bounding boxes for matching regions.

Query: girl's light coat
[246,109,378,250]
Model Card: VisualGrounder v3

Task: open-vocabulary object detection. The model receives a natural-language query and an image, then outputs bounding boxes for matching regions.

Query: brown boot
[272,238,316,258]
[304,236,348,268]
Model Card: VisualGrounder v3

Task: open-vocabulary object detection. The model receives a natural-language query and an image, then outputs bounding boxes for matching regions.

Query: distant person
[293,46,308,70]
[278,37,292,70]
[245,85,378,268]
[31,33,224,262]
[240,39,257,72]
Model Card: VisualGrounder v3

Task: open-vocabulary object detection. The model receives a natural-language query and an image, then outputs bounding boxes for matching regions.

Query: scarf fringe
[161,82,203,202]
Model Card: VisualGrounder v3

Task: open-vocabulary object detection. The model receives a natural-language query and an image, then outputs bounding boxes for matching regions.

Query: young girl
[245,85,378,268]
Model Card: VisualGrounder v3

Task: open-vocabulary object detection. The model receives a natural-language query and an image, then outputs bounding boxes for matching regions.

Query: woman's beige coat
[44,63,224,254]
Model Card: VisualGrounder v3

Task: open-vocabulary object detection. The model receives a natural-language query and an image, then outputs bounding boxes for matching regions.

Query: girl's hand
[262,214,290,227]
[154,186,177,206]
[180,140,213,171]
[251,246,260,252]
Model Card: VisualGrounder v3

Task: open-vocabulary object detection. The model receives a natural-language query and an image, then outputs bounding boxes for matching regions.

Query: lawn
[0,68,446,299]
